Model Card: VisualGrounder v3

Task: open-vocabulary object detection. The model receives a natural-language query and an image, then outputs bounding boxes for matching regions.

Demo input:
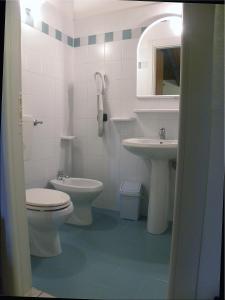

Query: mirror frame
[136,14,182,99]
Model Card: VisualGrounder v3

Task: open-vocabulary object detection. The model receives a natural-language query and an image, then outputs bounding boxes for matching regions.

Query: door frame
[1,0,32,296]
[1,1,223,299]
[0,1,6,294]
[168,4,224,299]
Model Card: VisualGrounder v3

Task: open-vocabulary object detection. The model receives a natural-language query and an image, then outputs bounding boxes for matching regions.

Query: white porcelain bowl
[26,188,73,257]
[122,138,177,160]
[50,178,103,226]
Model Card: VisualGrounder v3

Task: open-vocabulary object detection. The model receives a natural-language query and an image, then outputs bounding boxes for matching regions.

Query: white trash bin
[120,181,143,220]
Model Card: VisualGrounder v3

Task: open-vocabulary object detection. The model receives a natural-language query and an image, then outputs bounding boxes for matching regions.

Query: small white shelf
[110,117,136,122]
[134,108,179,113]
[137,95,180,100]
[61,136,76,141]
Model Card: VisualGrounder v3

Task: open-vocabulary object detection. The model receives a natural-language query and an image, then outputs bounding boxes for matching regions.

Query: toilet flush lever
[33,119,43,126]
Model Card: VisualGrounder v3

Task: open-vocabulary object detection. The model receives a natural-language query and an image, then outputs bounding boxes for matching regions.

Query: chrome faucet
[57,171,69,181]
[159,128,166,140]
[57,171,64,181]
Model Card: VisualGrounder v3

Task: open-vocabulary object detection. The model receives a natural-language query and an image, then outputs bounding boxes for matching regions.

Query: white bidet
[50,178,103,226]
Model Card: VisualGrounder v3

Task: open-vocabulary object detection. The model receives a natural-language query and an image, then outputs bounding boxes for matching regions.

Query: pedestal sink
[122,138,177,234]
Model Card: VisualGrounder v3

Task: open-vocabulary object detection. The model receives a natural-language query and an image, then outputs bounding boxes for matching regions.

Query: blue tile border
[105,32,114,43]
[55,29,62,41]
[74,38,80,48]
[88,35,97,45]
[23,19,149,48]
[122,29,132,40]
[67,36,73,47]
[42,21,49,35]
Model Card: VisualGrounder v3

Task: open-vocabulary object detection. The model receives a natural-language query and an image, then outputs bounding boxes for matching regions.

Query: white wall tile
[22,8,74,189]
[72,136,89,177]
[74,118,88,137]
[74,47,89,64]
[22,3,180,215]
[106,79,121,102]
[121,59,137,80]
[122,39,139,61]
[74,83,88,118]
[104,61,122,80]
[105,41,123,62]
[22,47,43,74]
[87,44,105,63]
[72,7,180,214]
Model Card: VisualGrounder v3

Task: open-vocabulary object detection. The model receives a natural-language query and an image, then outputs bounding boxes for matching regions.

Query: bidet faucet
[57,171,64,181]
[159,128,166,140]
[57,171,69,181]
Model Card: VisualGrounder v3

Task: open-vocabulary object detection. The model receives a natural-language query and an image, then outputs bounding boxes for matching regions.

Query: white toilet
[50,178,103,226]
[22,115,74,257]
[26,188,73,257]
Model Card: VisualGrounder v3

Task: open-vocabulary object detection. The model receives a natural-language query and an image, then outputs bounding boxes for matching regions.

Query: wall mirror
[137,16,182,98]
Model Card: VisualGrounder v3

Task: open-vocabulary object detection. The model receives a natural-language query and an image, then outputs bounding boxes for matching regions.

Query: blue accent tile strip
[55,29,62,41]
[123,29,132,40]
[42,22,49,35]
[23,18,149,48]
[88,35,96,45]
[67,36,73,47]
[74,38,80,48]
[105,32,114,42]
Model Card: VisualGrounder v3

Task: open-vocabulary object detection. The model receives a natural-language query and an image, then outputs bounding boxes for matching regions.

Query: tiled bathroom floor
[31,208,172,299]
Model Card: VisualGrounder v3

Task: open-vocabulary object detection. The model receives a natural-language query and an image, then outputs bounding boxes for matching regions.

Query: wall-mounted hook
[33,119,43,126]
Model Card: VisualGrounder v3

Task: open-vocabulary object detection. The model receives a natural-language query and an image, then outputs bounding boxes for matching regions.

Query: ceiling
[47,0,156,19]
[72,0,155,19]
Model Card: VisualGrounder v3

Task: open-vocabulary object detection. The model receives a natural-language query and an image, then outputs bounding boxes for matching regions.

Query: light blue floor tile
[134,277,168,300]
[32,208,171,299]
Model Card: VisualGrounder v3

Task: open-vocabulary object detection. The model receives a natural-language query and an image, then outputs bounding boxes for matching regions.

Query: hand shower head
[94,72,106,95]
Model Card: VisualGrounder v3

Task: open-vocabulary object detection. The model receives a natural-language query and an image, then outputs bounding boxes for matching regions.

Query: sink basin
[122,138,177,160]
[122,138,178,234]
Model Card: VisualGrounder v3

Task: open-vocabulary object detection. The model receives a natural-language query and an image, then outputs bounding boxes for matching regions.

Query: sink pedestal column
[147,160,169,234]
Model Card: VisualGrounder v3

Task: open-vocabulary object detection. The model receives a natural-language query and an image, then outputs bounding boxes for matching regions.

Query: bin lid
[120,181,142,196]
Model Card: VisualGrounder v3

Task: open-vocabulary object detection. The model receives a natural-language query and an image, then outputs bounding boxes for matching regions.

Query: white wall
[72,3,181,214]
[21,1,74,188]
[21,1,181,217]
